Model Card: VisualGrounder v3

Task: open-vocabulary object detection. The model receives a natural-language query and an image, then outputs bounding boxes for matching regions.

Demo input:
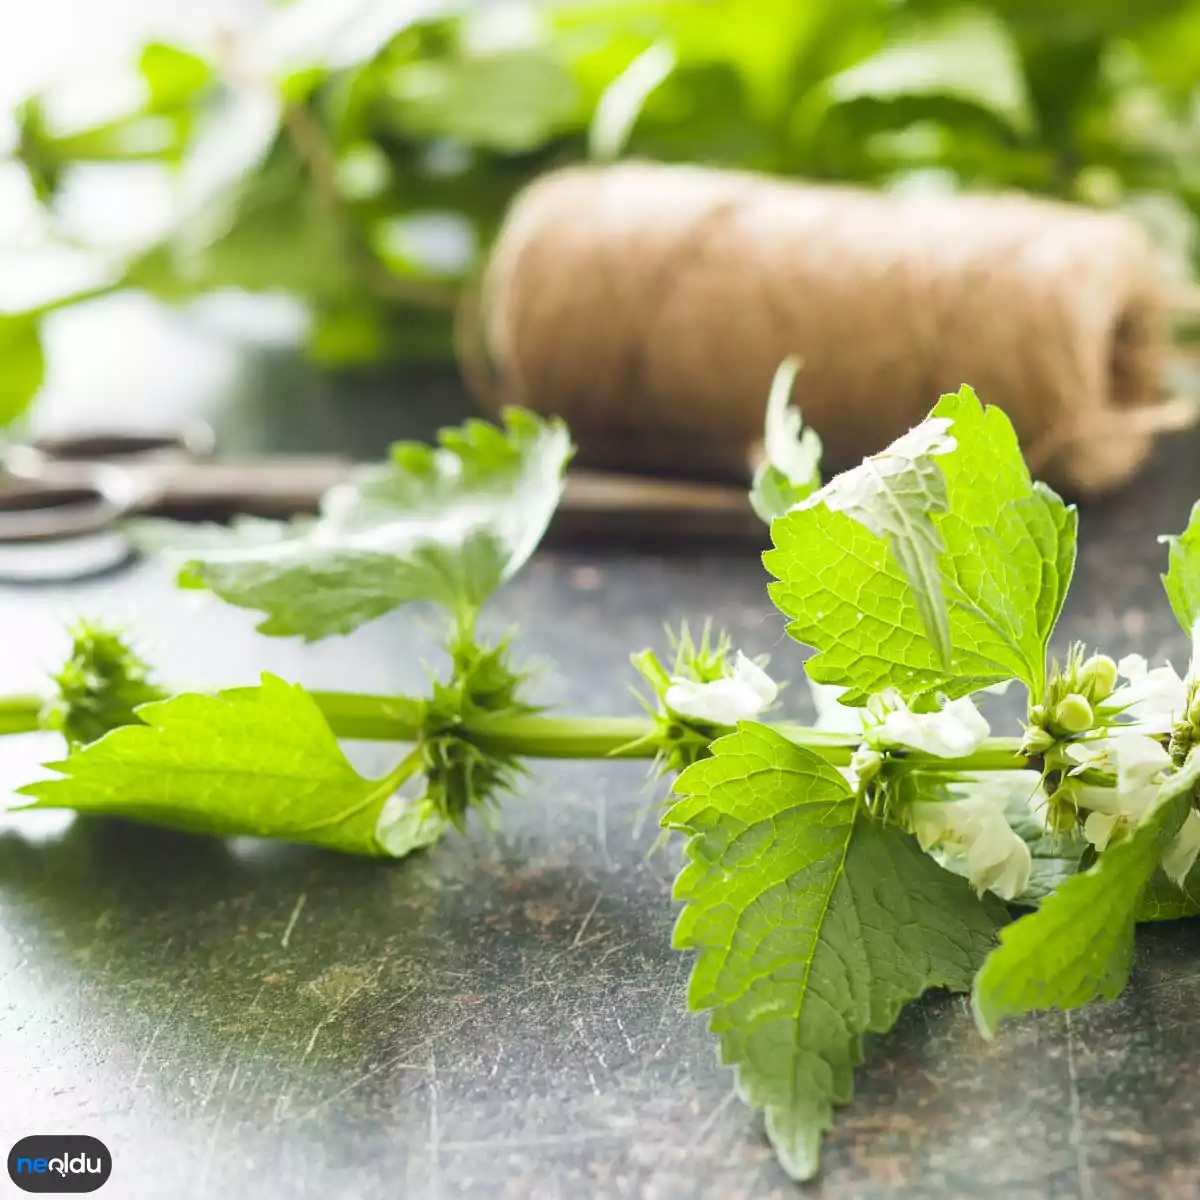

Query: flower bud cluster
[1020,645,1117,758]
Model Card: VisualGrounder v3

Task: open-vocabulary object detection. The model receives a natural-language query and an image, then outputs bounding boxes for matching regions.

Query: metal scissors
[0,422,757,582]
[0,423,358,582]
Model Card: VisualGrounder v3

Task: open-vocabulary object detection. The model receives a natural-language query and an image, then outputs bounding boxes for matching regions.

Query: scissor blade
[154,459,759,542]
[0,453,760,546]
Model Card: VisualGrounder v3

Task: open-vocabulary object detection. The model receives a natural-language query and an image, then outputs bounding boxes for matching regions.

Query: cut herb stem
[0,688,1031,773]
[0,696,43,736]
[309,692,1031,771]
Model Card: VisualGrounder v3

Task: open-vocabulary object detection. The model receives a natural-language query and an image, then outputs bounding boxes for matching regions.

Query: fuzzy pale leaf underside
[766,385,1076,704]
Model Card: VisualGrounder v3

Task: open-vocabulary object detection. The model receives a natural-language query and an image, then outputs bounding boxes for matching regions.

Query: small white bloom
[763,359,822,487]
[870,694,990,758]
[1162,811,1200,885]
[911,794,1031,900]
[843,745,883,794]
[1064,738,1109,776]
[1078,734,1171,851]
[1107,655,1187,734]
[807,680,991,757]
[807,679,866,734]
[665,652,778,725]
[1076,735,1200,879]
[980,679,1015,697]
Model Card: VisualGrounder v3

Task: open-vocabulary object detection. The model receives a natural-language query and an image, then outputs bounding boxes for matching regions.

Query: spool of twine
[468,162,1190,496]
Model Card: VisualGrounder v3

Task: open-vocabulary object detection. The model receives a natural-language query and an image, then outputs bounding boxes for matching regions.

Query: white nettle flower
[665,652,778,725]
[911,794,1032,900]
[870,694,990,758]
[1108,619,1200,734]
[1077,733,1200,883]
[1163,813,1200,885]
[1107,655,1188,734]
[808,681,990,757]
[808,680,867,734]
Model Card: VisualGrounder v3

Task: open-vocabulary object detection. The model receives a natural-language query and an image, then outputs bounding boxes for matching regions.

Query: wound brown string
[470,162,1191,498]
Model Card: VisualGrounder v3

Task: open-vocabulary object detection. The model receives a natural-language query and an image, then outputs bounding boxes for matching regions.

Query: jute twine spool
[469,162,1193,496]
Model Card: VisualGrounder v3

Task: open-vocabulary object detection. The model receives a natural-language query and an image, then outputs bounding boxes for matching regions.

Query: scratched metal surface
[4,311,1200,1198]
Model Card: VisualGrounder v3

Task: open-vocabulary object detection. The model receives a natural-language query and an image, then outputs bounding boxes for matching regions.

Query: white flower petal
[1163,810,1200,885]
[1083,810,1120,851]
[982,840,1033,902]
[1116,654,1149,683]
[872,694,990,758]
[1108,662,1187,734]
[762,358,822,487]
[910,801,948,852]
[911,794,1030,900]
[1111,735,1171,818]
[1065,738,1109,775]
[807,679,865,734]
[730,652,779,710]
[980,679,1015,696]
[665,654,778,726]
[1078,734,1175,860]
[374,775,443,857]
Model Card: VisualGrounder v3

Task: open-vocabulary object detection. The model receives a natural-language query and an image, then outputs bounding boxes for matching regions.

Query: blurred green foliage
[1,0,1198,423]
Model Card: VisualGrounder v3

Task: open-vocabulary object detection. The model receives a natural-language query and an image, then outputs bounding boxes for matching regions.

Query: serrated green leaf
[0,313,45,427]
[766,386,1076,705]
[749,463,815,526]
[972,751,1200,1037]
[1137,863,1200,922]
[793,412,956,663]
[15,674,416,856]
[664,722,1002,1181]
[1160,499,1200,635]
[163,409,572,640]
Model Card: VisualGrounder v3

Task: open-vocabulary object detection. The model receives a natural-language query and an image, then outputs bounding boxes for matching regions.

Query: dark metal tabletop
[3,304,1200,1199]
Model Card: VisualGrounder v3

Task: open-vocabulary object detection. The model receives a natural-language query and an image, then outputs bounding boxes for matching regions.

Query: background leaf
[826,7,1034,135]
[0,313,45,427]
[665,722,1002,1180]
[1160,499,1200,635]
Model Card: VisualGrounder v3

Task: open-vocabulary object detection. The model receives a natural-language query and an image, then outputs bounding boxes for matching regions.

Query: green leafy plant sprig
[6,372,1200,1183]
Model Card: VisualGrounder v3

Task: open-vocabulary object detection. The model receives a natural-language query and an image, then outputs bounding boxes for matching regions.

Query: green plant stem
[0,696,43,735]
[0,688,1032,773]
[306,691,1030,771]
